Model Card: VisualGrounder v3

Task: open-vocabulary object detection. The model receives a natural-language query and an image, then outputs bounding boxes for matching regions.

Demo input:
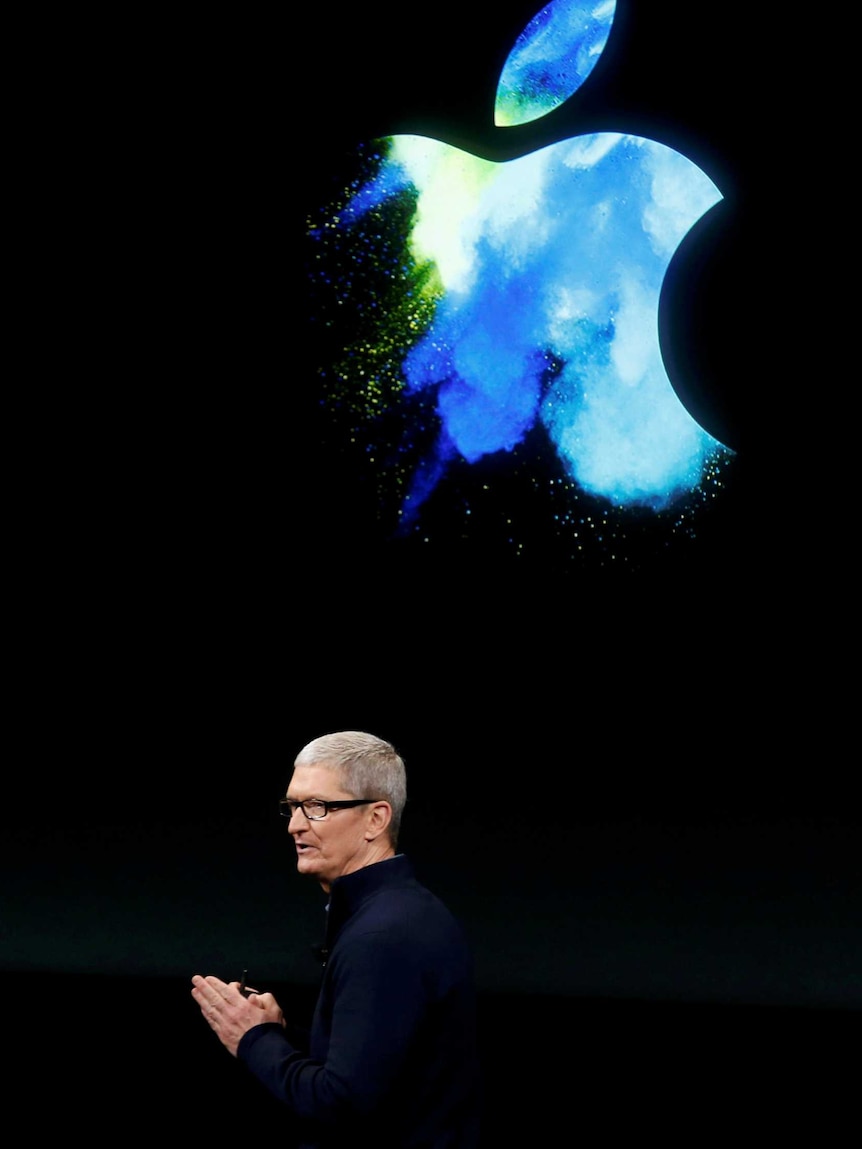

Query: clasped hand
[191,973,284,1056]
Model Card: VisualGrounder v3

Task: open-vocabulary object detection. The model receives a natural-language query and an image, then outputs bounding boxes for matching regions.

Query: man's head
[283,731,407,892]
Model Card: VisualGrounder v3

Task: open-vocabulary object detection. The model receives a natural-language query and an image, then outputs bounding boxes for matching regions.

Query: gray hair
[293,730,407,847]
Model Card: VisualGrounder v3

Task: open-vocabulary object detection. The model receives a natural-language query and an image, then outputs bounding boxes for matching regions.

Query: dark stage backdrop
[5,1,857,1140]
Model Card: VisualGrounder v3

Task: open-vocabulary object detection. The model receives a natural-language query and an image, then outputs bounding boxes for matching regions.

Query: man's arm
[237,928,432,1123]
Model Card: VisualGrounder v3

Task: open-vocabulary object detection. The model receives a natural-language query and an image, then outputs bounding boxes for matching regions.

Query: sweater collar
[324,854,413,947]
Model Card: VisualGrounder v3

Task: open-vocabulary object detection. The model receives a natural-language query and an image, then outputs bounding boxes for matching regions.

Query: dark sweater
[238,854,483,1148]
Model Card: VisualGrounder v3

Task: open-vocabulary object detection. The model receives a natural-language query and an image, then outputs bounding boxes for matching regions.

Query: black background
[7,1,856,1140]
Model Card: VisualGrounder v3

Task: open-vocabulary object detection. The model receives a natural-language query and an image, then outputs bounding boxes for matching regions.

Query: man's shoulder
[358,874,467,946]
[334,855,466,939]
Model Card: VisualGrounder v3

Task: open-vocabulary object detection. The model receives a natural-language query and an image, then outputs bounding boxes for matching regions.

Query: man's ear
[365,801,392,841]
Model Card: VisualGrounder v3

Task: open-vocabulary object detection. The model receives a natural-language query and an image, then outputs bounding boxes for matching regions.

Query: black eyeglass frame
[279,798,376,821]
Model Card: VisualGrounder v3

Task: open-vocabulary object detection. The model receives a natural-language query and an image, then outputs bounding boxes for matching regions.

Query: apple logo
[307,0,734,564]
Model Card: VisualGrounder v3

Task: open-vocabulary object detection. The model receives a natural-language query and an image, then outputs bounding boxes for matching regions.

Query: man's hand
[191,973,285,1056]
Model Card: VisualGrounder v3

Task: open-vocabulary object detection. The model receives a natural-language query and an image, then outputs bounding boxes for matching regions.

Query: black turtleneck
[238,854,482,1148]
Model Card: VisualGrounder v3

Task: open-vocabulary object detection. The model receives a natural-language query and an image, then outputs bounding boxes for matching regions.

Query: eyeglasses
[279,798,375,821]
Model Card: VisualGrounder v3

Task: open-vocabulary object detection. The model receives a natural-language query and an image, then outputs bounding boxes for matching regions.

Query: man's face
[285,763,373,891]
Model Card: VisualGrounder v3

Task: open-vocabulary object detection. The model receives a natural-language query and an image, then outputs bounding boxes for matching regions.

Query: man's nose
[288,806,310,829]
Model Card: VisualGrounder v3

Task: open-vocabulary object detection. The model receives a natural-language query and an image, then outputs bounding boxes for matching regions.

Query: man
[191,730,483,1148]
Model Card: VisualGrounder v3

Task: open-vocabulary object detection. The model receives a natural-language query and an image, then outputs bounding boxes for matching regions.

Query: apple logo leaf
[495,0,617,127]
